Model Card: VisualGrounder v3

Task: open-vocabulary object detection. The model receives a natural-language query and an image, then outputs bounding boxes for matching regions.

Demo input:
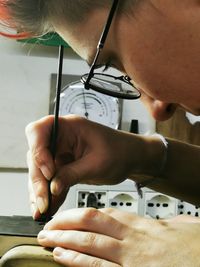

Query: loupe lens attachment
[81,73,141,99]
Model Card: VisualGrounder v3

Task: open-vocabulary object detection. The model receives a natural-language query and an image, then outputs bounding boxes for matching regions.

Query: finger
[28,149,52,219]
[50,163,79,196]
[100,208,141,226]
[100,208,157,232]
[28,163,48,213]
[166,215,200,223]
[28,177,41,220]
[50,156,102,196]
[48,188,69,216]
[25,116,55,180]
[28,163,68,218]
[38,230,122,263]
[44,208,128,240]
[53,248,121,267]
[28,150,69,218]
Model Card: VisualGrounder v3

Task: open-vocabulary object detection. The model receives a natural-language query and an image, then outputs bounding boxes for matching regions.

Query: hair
[0,0,137,39]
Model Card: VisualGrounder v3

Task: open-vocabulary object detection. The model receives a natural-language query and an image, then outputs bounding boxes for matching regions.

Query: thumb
[50,156,97,196]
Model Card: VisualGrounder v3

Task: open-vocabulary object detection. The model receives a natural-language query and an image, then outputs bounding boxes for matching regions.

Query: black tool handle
[40,45,64,222]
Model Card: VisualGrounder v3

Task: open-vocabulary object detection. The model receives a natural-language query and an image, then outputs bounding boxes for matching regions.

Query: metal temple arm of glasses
[98,0,119,49]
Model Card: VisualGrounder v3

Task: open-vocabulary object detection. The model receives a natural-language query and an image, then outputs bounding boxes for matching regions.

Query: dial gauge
[59,81,121,129]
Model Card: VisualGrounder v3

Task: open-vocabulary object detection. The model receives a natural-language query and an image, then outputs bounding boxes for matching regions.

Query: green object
[18,32,69,47]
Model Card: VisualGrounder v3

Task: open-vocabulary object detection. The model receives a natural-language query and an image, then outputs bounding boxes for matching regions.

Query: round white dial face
[59,82,121,129]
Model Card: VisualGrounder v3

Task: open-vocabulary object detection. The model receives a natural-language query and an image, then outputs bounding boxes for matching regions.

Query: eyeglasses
[81,0,141,100]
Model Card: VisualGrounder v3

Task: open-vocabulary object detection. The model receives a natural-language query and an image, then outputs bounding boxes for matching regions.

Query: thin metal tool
[50,45,64,158]
[43,45,64,221]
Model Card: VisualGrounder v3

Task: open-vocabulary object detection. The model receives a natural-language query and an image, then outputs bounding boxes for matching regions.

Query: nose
[141,94,177,121]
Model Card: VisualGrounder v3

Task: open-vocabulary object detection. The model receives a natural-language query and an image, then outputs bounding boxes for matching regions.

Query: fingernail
[43,223,50,230]
[54,247,65,258]
[31,203,38,219]
[38,230,48,240]
[37,197,48,214]
[40,165,52,180]
[51,179,62,196]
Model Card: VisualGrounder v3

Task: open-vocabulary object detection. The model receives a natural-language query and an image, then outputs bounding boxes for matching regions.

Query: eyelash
[103,62,112,72]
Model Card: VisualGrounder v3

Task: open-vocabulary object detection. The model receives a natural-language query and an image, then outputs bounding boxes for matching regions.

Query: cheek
[125,26,200,104]
[122,43,196,104]
[123,55,172,101]
[119,18,200,104]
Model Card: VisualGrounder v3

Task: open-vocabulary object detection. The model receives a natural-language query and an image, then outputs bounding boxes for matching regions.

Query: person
[1,0,200,266]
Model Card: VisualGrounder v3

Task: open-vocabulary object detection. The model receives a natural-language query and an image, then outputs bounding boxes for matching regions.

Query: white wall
[0,172,30,216]
[0,37,155,215]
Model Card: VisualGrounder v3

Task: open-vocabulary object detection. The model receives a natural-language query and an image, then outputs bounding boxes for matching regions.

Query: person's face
[55,0,200,121]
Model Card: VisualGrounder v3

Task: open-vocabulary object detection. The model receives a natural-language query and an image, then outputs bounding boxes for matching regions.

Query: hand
[26,115,139,219]
[37,208,200,267]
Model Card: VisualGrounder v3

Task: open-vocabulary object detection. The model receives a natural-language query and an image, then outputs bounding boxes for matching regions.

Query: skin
[25,0,200,266]
[37,208,200,267]
[27,115,163,217]
[55,0,200,120]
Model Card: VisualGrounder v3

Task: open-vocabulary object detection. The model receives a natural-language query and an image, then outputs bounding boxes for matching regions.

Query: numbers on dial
[59,82,121,129]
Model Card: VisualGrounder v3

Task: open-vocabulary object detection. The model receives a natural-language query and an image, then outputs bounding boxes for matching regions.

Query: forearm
[127,134,200,206]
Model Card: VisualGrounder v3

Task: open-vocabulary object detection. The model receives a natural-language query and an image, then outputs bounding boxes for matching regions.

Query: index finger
[27,150,49,217]
[44,208,128,240]
[25,115,55,180]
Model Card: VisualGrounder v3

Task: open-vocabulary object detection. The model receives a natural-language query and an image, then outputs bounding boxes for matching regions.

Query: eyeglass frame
[81,0,141,100]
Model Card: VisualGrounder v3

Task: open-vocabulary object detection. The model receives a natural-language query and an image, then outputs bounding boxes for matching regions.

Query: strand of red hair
[0,0,30,39]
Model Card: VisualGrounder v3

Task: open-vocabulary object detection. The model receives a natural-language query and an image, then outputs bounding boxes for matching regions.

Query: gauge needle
[82,89,89,119]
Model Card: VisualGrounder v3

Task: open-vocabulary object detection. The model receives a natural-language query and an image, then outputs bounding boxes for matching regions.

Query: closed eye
[94,61,117,72]
[103,60,117,72]
[103,62,111,72]
[93,62,112,72]
[94,64,104,70]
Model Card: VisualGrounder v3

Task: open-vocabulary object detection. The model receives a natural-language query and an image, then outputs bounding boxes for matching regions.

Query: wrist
[128,133,168,181]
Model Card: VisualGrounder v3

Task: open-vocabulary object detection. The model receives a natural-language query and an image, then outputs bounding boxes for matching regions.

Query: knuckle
[65,249,103,267]
[25,124,45,166]
[67,114,86,122]
[31,147,45,167]
[32,178,44,195]
[32,147,41,160]
[83,232,97,250]
[25,116,52,137]
[81,208,100,226]
[90,259,103,267]
[100,207,115,214]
